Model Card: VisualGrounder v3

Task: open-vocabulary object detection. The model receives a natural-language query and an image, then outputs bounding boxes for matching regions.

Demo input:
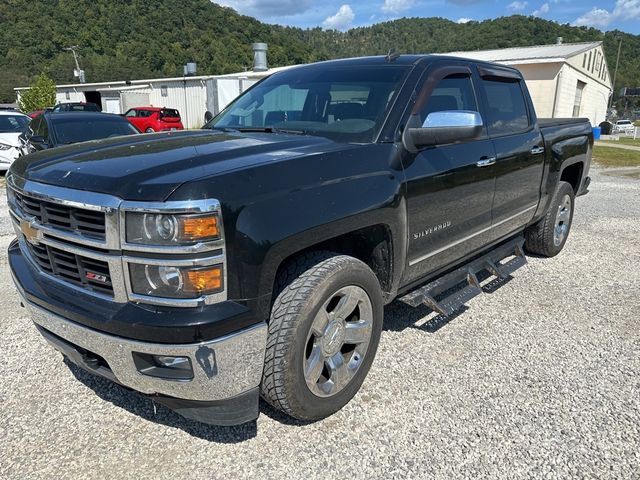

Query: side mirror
[402,110,483,153]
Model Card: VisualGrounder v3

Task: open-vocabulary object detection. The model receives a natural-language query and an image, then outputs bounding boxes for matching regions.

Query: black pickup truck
[7,55,592,426]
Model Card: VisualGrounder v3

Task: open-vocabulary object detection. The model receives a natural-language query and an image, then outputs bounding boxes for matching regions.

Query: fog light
[132,352,194,380]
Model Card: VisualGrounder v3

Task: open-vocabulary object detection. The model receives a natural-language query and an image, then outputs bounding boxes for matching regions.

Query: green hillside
[1,1,638,105]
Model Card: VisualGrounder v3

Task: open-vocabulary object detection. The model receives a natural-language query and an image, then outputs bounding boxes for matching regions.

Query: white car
[614,119,636,135]
[0,111,30,172]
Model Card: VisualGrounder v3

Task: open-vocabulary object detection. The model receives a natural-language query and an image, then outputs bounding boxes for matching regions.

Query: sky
[212,0,640,34]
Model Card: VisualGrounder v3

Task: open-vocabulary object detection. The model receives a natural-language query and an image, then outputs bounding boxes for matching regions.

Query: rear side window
[160,109,180,119]
[421,74,477,124]
[480,78,529,136]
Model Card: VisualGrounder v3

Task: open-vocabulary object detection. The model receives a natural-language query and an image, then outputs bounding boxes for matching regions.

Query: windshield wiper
[235,126,307,135]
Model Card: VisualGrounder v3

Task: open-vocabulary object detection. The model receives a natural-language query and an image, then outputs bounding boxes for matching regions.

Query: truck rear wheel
[261,253,383,421]
[525,181,575,257]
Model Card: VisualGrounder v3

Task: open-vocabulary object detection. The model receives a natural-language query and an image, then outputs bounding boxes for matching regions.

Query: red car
[124,107,184,132]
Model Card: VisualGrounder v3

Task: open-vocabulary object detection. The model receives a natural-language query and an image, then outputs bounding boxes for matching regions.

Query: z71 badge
[413,220,452,240]
[85,271,109,284]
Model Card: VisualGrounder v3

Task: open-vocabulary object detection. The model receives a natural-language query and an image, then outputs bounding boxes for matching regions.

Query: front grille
[14,190,106,240]
[26,242,113,296]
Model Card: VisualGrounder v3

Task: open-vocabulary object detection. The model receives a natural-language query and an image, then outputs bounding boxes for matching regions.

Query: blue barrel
[593,126,601,140]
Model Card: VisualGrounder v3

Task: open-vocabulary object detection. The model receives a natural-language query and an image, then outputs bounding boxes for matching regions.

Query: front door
[402,65,497,285]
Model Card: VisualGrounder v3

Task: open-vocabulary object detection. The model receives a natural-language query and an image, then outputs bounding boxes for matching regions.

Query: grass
[600,137,640,147]
[593,145,640,168]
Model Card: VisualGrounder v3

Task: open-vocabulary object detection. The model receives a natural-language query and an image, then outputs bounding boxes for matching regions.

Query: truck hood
[10,130,340,201]
[0,132,21,148]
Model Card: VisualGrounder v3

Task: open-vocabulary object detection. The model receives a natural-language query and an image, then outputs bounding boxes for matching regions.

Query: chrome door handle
[530,146,545,155]
[476,156,496,167]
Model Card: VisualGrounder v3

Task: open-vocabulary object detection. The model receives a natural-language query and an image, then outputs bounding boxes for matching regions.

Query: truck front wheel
[261,253,383,421]
[525,181,575,257]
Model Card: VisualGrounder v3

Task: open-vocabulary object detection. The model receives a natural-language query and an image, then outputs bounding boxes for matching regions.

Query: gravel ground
[0,167,638,479]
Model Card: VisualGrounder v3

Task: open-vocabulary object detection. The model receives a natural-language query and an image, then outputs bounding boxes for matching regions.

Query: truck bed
[538,117,592,128]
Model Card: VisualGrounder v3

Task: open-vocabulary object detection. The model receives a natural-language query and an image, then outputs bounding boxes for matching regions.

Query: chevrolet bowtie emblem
[20,219,40,244]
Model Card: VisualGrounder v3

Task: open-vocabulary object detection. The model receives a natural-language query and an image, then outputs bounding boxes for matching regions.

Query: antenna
[385,49,400,63]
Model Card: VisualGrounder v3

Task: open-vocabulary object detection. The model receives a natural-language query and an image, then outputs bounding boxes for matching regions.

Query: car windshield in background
[206,65,411,143]
[52,117,138,144]
[0,115,30,133]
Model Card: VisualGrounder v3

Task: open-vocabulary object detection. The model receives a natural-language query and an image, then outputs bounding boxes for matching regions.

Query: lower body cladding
[17,295,268,426]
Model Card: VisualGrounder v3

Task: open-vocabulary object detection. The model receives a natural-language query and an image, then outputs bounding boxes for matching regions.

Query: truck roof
[294,54,522,76]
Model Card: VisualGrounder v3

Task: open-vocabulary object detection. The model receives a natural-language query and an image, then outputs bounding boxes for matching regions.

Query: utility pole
[64,46,85,83]
[608,38,622,109]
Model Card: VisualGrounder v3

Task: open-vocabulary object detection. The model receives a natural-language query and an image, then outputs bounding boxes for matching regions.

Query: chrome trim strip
[122,252,224,267]
[7,174,122,212]
[20,295,267,402]
[408,204,537,266]
[120,199,220,214]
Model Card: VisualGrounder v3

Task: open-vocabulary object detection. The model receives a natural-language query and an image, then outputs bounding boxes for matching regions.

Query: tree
[17,73,56,113]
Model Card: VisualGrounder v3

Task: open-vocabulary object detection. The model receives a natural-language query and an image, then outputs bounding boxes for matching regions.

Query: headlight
[0,143,13,151]
[129,263,223,299]
[125,212,220,246]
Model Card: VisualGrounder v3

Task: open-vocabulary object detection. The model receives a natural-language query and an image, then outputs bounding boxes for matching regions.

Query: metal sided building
[448,41,613,126]
[14,66,293,129]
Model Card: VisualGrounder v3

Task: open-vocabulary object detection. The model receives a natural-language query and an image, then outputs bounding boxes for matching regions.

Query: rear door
[402,64,497,284]
[477,65,544,241]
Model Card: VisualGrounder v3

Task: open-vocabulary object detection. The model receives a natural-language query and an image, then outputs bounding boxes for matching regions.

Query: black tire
[261,252,384,421]
[524,181,575,257]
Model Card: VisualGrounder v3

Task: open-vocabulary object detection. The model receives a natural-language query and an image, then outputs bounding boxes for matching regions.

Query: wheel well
[560,162,583,193]
[273,225,393,297]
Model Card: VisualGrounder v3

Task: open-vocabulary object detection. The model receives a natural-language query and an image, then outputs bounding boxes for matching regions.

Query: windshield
[52,117,139,144]
[0,114,30,133]
[206,64,411,143]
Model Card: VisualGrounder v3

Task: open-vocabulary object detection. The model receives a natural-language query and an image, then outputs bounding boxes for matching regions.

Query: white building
[448,41,613,126]
[14,66,293,129]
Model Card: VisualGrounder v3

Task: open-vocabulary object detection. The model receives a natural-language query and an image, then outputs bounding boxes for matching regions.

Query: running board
[399,236,527,316]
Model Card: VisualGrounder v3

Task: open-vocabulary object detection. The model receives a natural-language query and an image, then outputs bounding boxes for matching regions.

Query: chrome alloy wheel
[553,193,572,247]
[303,285,373,398]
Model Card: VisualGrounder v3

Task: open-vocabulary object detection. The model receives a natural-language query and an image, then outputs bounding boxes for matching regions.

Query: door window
[125,109,137,117]
[480,78,530,136]
[420,74,477,125]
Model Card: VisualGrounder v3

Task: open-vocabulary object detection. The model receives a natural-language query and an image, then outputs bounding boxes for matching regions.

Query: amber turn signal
[180,215,219,241]
[184,266,223,294]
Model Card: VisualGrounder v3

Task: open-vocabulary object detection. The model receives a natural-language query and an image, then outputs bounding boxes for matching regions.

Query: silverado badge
[413,220,452,240]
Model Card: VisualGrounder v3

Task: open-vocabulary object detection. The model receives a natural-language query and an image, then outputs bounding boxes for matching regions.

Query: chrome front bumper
[19,294,267,402]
